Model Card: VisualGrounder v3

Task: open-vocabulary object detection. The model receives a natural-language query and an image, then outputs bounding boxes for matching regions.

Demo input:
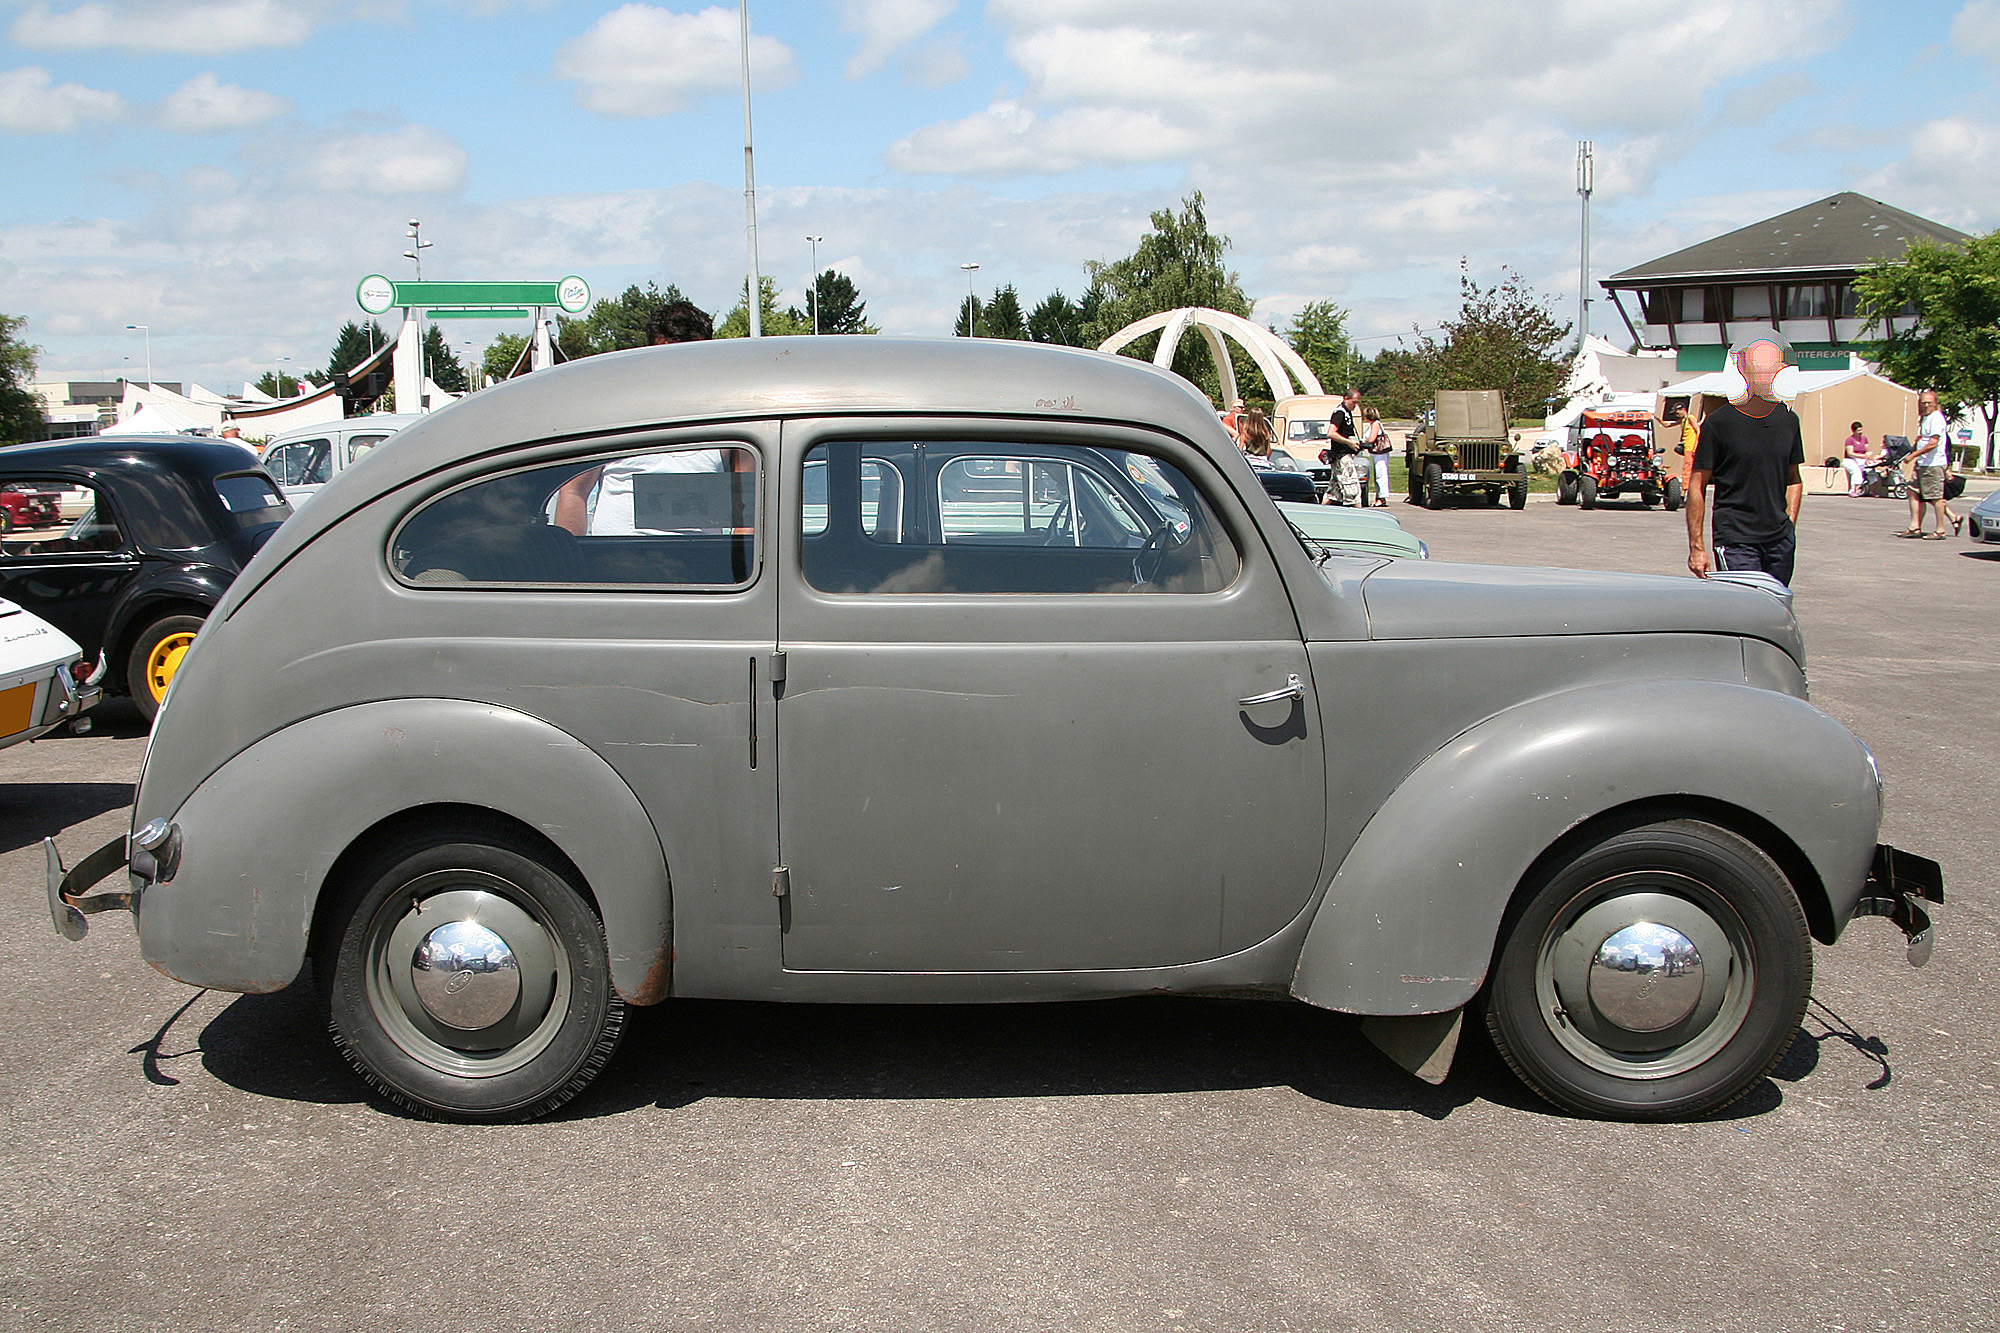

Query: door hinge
[772,865,790,899]
[769,649,787,684]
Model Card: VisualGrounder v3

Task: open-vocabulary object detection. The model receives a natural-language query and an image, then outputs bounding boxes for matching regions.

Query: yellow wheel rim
[144,632,197,704]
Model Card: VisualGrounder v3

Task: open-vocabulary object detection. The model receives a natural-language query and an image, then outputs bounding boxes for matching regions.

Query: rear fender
[1290,680,1879,1016]
[136,698,672,1001]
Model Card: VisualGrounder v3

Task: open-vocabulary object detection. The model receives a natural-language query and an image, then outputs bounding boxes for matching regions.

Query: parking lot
[3,484,1995,1333]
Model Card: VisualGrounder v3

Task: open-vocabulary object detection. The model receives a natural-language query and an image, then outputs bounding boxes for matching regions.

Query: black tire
[1509,481,1528,510]
[1483,816,1811,1121]
[1407,462,1423,505]
[1665,478,1683,512]
[317,820,625,1120]
[1641,488,1657,509]
[1424,462,1445,510]
[0,509,12,534]
[1556,474,1578,505]
[1578,475,1598,510]
[125,612,206,723]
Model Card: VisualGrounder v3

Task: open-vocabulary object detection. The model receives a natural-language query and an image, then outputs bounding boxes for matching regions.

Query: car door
[264,437,331,502]
[775,419,1327,975]
[0,474,137,662]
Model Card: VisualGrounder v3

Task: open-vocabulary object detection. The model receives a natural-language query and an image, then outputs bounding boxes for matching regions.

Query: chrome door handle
[1237,674,1304,707]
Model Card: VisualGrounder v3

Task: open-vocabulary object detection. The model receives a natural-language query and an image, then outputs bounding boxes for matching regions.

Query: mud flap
[1361,1009,1463,1085]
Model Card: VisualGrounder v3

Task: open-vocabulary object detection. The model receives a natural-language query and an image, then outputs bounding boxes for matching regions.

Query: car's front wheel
[318,821,626,1120]
[1423,462,1444,510]
[1578,475,1598,509]
[1484,816,1810,1120]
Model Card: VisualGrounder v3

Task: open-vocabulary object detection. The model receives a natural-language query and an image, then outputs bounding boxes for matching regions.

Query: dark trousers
[1716,526,1796,587]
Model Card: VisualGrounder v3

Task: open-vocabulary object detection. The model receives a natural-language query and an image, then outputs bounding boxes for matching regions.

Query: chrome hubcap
[412,919,521,1031]
[1587,922,1704,1033]
[1536,875,1752,1079]
[364,870,569,1078]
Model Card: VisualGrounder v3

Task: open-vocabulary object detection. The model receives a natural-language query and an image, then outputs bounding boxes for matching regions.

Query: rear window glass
[215,474,288,516]
[391,444,759,589]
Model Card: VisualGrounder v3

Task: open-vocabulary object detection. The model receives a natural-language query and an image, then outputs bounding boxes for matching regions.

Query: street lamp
[126,324,152,387]
[273,354,291,396]
[739,2,762,337]
[960,262,980,337]
[805,235,823,334]
[403,218,433,280]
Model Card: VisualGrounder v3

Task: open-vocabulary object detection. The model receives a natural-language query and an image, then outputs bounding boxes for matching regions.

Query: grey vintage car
[48,338,1942,1122]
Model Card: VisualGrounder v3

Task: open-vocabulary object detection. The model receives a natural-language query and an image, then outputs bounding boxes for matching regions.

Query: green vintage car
[1276,502,1429,560]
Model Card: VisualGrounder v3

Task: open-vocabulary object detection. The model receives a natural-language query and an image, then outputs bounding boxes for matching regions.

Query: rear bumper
[46,816,177,941]
[1851,844,1945,965]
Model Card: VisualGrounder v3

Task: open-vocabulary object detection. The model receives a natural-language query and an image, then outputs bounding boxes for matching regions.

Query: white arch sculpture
[1096,306,1324,404]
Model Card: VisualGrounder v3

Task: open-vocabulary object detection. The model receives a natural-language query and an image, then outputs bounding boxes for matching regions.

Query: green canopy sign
[357,275,590,315]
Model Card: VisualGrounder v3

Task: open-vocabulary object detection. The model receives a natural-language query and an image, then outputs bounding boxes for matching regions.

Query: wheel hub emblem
[411,919,521,1031]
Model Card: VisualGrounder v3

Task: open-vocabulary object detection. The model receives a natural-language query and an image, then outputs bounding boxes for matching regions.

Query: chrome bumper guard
[1852,844,1945,967]
[45,817,178,942]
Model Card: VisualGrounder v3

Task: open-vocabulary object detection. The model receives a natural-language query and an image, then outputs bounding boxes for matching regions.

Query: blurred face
[1737,341,1786,398]
[1919,392,1938,413]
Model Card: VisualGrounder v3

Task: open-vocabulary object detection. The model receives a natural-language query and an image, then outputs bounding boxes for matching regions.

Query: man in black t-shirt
[1687,338,1805,585]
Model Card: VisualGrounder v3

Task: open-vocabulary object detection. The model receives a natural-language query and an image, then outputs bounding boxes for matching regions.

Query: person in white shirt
[1897,390,1954,540]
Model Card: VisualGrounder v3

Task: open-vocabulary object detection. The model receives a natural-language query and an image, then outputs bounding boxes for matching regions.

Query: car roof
[267,414,423,445]
[261,336,1228,545]
[0,435,263,479]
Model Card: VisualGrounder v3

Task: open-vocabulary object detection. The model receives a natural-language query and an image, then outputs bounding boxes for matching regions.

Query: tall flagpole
[740,2,763,338]
[1576,141,1593,351]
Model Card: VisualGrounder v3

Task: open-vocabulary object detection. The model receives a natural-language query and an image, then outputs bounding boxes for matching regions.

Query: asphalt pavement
[2,485,1995,1333]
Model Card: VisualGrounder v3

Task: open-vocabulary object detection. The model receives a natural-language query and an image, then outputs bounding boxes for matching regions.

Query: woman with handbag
[1361,407,1393,507]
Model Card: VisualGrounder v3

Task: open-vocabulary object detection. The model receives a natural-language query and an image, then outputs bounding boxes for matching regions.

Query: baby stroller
[1861,435,1912,499]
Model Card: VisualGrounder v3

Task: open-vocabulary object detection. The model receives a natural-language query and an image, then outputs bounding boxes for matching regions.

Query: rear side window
[801,440,1238,595]
[214,473,291,525]
[391,444,758,590]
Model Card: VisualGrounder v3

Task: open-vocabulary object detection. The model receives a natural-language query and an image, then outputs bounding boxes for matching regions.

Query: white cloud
[1860,117,2000,229]
[10,0,337,53]
[841,0,954,79]
[0,65,126,133]
[553,4,795,118]
[905,36,970,88]
[297,126,468,195]
[889,100,1195,175]
[1950,0,2000,56]
[158,72,290,133]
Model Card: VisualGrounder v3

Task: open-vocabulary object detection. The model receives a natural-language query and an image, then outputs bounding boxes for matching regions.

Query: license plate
[0,681,36,737]
[1442,472,1478,481]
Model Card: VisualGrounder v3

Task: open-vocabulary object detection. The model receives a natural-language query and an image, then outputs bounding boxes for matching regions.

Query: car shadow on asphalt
[184,984,1859,1125]
[0,781,133,853]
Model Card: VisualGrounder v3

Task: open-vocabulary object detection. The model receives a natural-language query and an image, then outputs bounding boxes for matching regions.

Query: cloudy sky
[2,0,1994,391]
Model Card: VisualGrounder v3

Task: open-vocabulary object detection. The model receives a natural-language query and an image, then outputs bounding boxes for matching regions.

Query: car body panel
[1276,502,1427,560]
[0,599,90,748]
[1967,486,2000,543]
[1292,678,1879,1013]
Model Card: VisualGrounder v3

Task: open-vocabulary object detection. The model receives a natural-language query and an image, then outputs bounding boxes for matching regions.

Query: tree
[983,284,1028,340]
[1406,262,1572,419]
[252,371,311,397]
[421,323,468,393]
[717,276,808,338]
[1083,191,1253,400]
[1284,300,1351,397]
[578,281,692,354]
[484,333,529,382]
[326,320,388,379]
[801,271,875,335]
[954,293,982,338]
[0,313,41,444]
[1856,232,2000,466]
[1027,290,1087,346]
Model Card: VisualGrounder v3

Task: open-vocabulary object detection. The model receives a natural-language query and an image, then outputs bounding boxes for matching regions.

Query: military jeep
[1407,389,1528,510]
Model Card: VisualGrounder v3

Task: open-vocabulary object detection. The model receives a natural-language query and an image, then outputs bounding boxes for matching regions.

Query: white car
[0,598,98,748]
[260,415,422,505]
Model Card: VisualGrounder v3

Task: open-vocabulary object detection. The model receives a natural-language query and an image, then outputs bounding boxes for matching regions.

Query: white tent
[118,381,224,431]
[118,401,211,434]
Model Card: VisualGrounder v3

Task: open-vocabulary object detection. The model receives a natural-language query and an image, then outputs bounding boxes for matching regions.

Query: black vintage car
[0,437,290,720]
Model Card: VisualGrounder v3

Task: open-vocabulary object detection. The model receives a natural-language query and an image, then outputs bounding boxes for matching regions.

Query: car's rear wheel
[1424,462,1444,510]
[318,822,625,1120]
[1665,478,1684,511]
[126,613,205,722]
[1484,816,1810,1120]
[1556,474,1578,505]
[1579,475,1598,509]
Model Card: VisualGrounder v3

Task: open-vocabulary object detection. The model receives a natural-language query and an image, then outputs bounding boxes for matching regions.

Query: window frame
[0,475,131,560]
[385,437,768,595]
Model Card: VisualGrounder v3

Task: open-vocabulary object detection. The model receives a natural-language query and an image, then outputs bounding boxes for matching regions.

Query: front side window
[266,439,330,487]
[802,440,1236,595]
[392,444,757,589]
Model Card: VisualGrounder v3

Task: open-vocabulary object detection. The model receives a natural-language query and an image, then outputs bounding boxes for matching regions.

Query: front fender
[135,698,672,1001]
[1290,680,1880,1016]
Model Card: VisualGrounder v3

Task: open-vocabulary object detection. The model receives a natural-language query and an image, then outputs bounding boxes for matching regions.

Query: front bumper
[1851,843,1945,965]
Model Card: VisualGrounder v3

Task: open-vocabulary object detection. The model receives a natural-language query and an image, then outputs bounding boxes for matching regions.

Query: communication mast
[1576,141,1594,351]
